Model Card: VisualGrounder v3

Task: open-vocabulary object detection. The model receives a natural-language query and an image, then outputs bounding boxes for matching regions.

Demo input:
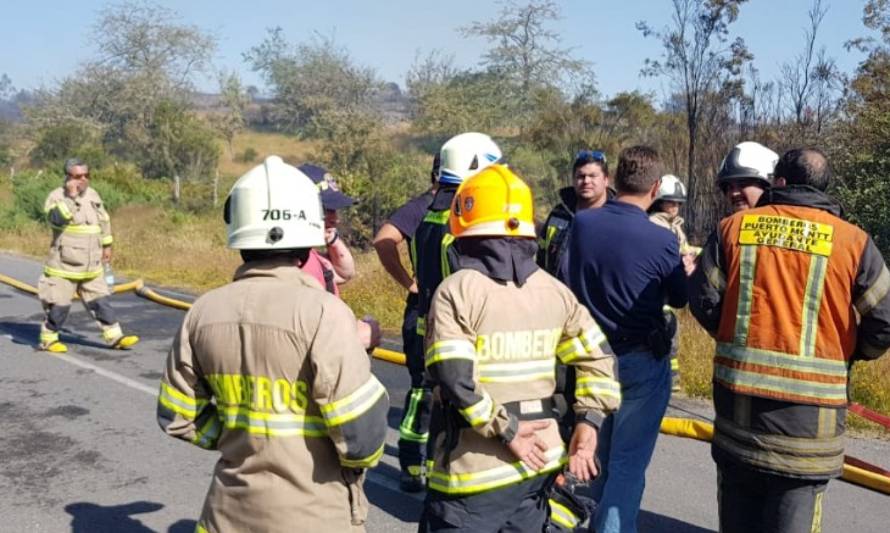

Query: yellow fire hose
[1,271,888,494]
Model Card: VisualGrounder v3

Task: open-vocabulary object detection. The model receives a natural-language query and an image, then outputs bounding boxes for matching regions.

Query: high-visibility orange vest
[715,203,868,407]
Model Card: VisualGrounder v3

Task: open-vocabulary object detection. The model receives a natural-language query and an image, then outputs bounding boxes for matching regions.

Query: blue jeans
[590,350,671,533]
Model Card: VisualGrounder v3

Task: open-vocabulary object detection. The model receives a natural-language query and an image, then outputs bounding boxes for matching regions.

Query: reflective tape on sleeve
[320,376,387,427]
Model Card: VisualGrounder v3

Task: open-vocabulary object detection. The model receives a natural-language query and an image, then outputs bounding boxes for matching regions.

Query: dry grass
[217,131,321,178]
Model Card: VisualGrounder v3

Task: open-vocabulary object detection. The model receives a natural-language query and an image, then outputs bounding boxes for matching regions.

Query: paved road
[1,253,888,532]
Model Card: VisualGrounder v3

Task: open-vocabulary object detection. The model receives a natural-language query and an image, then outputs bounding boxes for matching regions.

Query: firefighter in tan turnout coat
[38,158,138,353]
[420,164,621,532]
[157,156,389,533]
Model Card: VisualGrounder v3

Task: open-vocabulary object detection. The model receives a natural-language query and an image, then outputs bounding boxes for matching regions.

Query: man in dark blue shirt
[567,145,687,533]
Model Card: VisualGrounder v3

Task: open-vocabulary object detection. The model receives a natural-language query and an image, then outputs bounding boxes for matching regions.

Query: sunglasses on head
[574,150,607,164]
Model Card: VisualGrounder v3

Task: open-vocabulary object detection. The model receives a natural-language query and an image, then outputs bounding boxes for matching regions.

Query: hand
[64,179,80,198]
[506,420,551,471]
[361,315,382,350]
[102,247,113,265]
[568,422,599,483]
[408,281,418,294]
[325,227,339,246]
[682,252,697,276]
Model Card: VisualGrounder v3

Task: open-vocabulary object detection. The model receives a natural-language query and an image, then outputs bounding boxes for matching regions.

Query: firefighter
[396,132,503,492]
[420,164,621,532]
[537,150,613,278]
[688,148,890,533]
[717,141,779,213]
[37,158,139,353]
[648,174,694,392]
[373,154,439,491]
[157,156,389,533]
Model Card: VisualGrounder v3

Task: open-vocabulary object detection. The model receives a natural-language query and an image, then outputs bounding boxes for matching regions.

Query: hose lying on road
[1,270,888,494]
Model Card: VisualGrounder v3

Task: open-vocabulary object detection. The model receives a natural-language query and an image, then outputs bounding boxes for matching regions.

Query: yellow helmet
[450,164,535,238]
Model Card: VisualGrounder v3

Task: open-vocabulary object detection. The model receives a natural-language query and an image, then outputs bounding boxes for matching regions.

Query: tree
[638,0,751,238]
[244,28,380,137]
[212,71,249,158]
[460,0,591,127]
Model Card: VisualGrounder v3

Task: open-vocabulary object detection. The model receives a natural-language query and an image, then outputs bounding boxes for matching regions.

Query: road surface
[1,253,887,532]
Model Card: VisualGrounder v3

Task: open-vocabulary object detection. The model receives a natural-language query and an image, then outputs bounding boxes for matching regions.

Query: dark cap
[298,164,356,210]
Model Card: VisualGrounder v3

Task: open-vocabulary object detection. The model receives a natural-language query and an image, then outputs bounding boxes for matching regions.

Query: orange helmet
[450,164,535,238]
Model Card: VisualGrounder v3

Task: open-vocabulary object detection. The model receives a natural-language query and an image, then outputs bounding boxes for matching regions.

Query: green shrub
[239,147,258,163]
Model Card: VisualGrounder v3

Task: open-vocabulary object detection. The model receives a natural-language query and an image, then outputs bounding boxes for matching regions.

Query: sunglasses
[67,172,90,180]
[574,150,607,165]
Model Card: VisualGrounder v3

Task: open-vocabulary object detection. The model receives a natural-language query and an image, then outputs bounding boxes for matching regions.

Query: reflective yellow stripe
[195,523,209,533]
[856,265,890,316]
[416,316,426,336]
[423,209,450,225]
[425,339,476,367]
[428,445,566,495]
[50,224,102,235]
[733,244,758,345]
[478,359,556,383]
[43,266,103,280]
[812,491,823,533]
[716,343,848,378]
[193,414,222,449]
[576,376,622,400]
[549,499,579,529]
[40,329,60,344]
[459,391,494,427]
[671,358,680,371]
[341,443,385,468]
[46,201,73,220]
[101,235,113,246]
[556,327,606,363]
[399,388,429,443]
[102,324,123,342]
[219,405,328,437]
[158,382,202,420]
[441,233,455,277]
[320,376,387,427]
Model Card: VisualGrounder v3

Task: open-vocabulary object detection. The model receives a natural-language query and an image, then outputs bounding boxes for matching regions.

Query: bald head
[774,148,831,191]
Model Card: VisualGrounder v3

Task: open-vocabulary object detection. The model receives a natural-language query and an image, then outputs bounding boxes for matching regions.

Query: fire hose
[1,271,888,495]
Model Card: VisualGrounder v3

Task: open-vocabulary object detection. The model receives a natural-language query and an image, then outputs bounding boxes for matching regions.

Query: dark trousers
[419,474,553,533]
[398,301,433,474]
[717,460,828,533]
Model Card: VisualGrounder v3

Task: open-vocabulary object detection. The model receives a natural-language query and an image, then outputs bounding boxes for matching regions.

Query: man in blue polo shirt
[567,145,687,533]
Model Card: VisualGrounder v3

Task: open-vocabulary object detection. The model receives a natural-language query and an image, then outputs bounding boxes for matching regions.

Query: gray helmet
[717,142,778,190]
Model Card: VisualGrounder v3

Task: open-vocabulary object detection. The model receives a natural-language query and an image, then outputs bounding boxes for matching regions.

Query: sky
[2,0,877,102]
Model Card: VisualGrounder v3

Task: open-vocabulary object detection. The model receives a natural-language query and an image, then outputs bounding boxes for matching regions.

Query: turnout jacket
[412,186,459,336]
[158,261,389,533]
[424,268,621,495]
[688,185,890,479]
[537,186,615,277]
[43,186,112,280]
[649,211,690,255]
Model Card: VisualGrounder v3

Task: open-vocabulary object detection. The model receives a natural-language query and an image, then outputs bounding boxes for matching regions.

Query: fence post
[213,170,219,207]
[173,175,181,204]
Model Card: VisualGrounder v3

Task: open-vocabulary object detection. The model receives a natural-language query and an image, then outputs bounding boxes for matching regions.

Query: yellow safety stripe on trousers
[549,499,580,530]
[158,381,208,420]
[459,391,495,427]
[43,265,103,281]
[102,324,123,343]
[416,316,426,336]
[542,224,559,272]
[219,405,328,437]
[101,234,113,246]
[425,339,476,367]
[195,523,209,533]
[40,329,60,344]
[478,359,556,383]
[45,201,73,221]
[192,414,222,449]
[341,442,385,468]
[576,375,622,401]
[399,387,430,443]
[855,265,890,316]
[427,445,567,495]
[50,223,102,235]
[320,375,387,427]
[556,327,606,364]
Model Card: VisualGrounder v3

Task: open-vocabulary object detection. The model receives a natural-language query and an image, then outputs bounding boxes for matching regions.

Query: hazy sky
[2,0,875,101]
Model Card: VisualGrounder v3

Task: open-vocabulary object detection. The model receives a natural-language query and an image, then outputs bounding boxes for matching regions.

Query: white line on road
[52,352,157,397]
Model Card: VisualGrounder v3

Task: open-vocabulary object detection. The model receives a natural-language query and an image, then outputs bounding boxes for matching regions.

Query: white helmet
[656,174,687,202]
[225,155,325,250]
[717,141,778,189]
[438,132,502,185]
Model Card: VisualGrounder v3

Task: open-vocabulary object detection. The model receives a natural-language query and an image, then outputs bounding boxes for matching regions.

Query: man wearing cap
[297,163,380,351]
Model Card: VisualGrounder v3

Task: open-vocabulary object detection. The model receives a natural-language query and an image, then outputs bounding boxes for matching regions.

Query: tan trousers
[37,274,122,346]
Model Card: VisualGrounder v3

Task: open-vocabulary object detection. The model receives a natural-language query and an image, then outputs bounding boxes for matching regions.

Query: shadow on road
[366,460,424,523]
[65,501,164,532]
[168,519,198,532]
[639,509,715,532]
[0,319,117,351]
